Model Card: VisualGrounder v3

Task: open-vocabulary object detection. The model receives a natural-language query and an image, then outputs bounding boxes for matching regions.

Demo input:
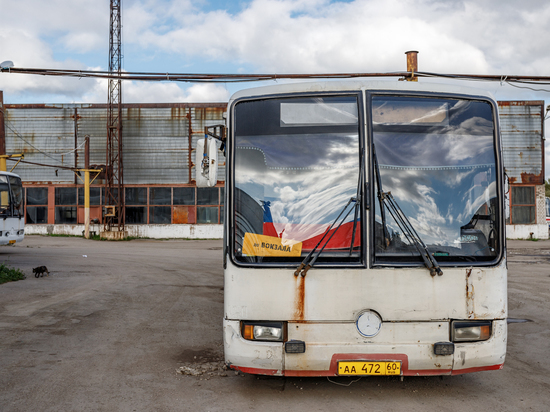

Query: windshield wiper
[373,145,443,277]
[380,191,443,276]
[294,197,358,277]
[349,151,364,256]
[294,152,363,277]
[372,144,389,247]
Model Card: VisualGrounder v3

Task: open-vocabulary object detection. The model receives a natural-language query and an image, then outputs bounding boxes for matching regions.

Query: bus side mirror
[196,136,218,187]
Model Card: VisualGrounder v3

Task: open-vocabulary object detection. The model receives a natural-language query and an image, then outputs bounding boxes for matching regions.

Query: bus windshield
[0,175,23,217]
[9,176,23,217]
[232,95,362,264]
[0,177,9,215]
[373,96,500,264]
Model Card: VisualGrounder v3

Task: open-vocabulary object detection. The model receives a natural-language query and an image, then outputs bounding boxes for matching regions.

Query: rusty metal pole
[84,136,91,239]
[104,0,125,238]
[74,108,78,184]
[188,110,193,182]
[405,51,419,82]
[0,91,6,171]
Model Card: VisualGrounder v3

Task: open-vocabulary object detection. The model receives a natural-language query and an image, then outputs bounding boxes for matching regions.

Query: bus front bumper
[224,319,507,376]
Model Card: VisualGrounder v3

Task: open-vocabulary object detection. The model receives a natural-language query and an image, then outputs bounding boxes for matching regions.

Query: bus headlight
[451,320,492,342]
[241,322,285,342]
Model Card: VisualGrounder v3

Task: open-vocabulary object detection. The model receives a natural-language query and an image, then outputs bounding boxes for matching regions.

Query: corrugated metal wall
[5,105,79,183]
[3,103,227,185]
[77,106,108,174]
[123,106,190,184]
[3,100,542,187]
[497,101,544,185]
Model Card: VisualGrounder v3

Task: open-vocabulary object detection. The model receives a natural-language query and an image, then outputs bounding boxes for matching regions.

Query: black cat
[33,266,49,278]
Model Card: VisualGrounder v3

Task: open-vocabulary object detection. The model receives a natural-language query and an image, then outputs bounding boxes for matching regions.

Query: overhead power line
[3,66,550,85]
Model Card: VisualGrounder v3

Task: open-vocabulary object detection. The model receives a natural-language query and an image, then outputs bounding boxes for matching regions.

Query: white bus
[216,81,506,377]
[0,171,25,245]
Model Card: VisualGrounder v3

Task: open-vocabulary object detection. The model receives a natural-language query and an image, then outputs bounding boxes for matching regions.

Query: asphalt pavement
[0,236,548,412]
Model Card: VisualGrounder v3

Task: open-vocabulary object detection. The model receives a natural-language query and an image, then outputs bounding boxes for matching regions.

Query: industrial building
[499,101,547,239]
[0,96,226,239]
[0,93,546,239]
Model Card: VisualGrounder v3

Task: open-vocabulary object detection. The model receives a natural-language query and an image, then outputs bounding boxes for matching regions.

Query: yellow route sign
[242,233,302,257]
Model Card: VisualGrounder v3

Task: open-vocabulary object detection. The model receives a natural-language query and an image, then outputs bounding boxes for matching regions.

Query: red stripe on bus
[228,355,503,377]
[450,363,504,375]
[229,365,280,376]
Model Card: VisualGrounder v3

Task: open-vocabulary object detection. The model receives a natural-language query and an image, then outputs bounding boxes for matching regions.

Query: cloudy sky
[1,0,549,175]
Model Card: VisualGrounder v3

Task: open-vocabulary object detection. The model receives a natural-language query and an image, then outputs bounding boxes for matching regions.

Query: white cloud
[0,0,107,100]
[4,0,550,95]
[125,0,497,73]
[1,3,550,114]
[80,78,229,103]
[3,0,550,76]
[1,0,107,52]
[123,81,188,103]
[0,30,95,99]
[118,0,550,79]
[123,81,229,102]
[181,83,229,102]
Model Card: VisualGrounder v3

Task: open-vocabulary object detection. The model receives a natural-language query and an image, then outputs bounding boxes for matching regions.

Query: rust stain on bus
[466,269,475,319]
[294,275,305,321]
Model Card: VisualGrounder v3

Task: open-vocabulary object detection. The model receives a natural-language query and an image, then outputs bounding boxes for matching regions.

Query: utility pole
[0,91,5,170]
[103,0,126,239]
[76,136,102,239]
[0,91,24,172]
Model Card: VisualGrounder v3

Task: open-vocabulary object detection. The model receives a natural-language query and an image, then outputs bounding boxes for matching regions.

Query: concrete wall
[24,224,223,239]
[506,224,549,240]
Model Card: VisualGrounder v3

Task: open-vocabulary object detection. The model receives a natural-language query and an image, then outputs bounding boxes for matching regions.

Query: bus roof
[0,170,21,178]
[229,80,497,103]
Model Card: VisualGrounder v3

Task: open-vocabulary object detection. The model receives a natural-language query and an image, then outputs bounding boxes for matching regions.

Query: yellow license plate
[338,361,401,376]
[8,240,16,244]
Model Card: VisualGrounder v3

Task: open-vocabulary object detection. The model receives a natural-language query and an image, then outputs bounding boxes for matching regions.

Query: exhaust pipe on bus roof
[405,50,419,82]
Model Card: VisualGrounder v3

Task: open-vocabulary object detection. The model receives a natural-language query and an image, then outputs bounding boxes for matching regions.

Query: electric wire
[55,139,87,155]
[2,116,86,164]
[3,66,549,169]
[4,122,59,162]
[4,67,550,91]
[6,158,80,171]
[504,81,550,93]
